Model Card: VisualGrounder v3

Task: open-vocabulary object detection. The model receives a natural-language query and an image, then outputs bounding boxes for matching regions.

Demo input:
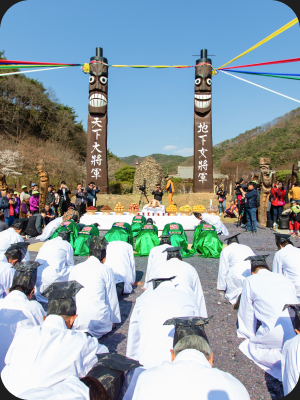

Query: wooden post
[36,160,49,211]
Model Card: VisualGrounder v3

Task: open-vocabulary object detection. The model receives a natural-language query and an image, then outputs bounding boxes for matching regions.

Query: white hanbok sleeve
[237,278,257,339]
[66,244,74,267]
[272,251,283,274]
[129,246,136,284]
[105,268,121,324]
[126,304,140,361]
[217,249,228,290]
[281,335,300,396]
[1,267,15,297]
[27,301,46,324]
[192,271,208,318]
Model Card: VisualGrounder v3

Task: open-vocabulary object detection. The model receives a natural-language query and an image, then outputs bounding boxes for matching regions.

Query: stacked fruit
[114,202,125,212]
[101,205,112,211]
[128,203,139,212]
[166,205,177,213]
[86,206,97,211]
[179,205,192,212]
[193,204,206,212]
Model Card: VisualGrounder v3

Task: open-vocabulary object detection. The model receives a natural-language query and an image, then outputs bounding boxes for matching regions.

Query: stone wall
[133,156,166,195]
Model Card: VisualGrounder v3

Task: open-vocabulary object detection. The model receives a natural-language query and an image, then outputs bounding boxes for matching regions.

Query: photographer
[216,184,227,215]
[152,184,163,205]
[270,181,286,229]
[74,183,88,217]
[240,182,258,234]
[57,181,71,216]
[86,181,100,207]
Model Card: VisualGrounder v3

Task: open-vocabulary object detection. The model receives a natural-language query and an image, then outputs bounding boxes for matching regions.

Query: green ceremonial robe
[104,222,133,245]
[191,222,223,258]
[135,224,160,257]
[162,222,192,258]
[131,215,147,238]
[50,220,80,249]
[73,225,99,256]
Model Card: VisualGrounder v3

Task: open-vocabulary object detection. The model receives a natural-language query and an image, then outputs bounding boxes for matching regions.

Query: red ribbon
[220,57,300,70]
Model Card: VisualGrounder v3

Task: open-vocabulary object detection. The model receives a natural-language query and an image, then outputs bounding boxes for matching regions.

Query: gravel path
[29,223,300,399]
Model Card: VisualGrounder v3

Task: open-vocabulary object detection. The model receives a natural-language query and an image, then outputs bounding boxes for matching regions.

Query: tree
[0,150,23,176]
[114,165,136,183]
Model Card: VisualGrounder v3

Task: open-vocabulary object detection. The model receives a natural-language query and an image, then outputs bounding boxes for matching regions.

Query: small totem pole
[36,159,49,211]
[86,47,109,193]
[193,49,214,192]
[258,158,272,226]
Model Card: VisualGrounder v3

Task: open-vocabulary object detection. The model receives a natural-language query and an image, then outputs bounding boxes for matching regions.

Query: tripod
[138,191,149,208]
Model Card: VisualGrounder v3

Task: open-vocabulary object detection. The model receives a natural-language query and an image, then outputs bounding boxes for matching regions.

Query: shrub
[114,166,136,183]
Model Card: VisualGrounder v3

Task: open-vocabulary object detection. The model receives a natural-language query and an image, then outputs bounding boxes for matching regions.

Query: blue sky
[0,0,299,157]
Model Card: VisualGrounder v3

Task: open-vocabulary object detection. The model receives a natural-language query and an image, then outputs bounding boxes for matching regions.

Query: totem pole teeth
[89,93,107,108]
[194,94,211,108]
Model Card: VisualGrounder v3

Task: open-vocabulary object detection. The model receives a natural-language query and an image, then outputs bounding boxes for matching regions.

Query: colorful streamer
[0,66,72,77]
[220,57,300,70]
[219,69,300,79]
[218,18,298,70]
[0,59,81,66]
[220,70,300,104]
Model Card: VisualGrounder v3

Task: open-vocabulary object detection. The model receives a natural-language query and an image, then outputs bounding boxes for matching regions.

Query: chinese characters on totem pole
[193,49,214,192]
[86,47,109,193]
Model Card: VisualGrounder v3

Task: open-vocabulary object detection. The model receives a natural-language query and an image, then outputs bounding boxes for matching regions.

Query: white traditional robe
[0,228,30,261]
[272,244,300,298]
[105,241,136,294]
[69,256,121,338]
[132,349,250,400]
[200,213,229,235]
[144,244,169,289]
[36,236,74,267]
[19,376,90,400]
[0,290,45,372]
[1,314,108,397]
[281,334,300,396]
[126,281,200,369]
[217,243,255,304]
[146,258,207,317]
[36,216,63,241]
[35,253,74,304]
[237,269,298,380]
[0,260,15,299]
[0,238,11,262]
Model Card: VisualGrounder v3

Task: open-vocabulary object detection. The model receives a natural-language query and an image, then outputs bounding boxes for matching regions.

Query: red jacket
[270,187,286,206]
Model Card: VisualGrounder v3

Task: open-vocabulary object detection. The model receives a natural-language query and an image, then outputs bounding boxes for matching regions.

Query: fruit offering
[193,204,206,212]
[128,203,139,212]
[101,205,112,211]
[114,202,125,212]
[179,205,192,212]
[166,205,177,212]
[86,206,97,211]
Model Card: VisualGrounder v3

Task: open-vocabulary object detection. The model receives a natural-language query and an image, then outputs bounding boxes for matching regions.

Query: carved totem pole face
[194,64,212,114]
[259,158,272,187]
[89,62,108,114]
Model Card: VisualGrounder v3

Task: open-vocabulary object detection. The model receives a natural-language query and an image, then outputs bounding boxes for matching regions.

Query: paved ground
[28,223,300,400]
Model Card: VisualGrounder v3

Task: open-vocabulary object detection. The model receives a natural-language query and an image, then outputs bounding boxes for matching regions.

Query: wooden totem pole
[258,157,272,226]
[36,159,49,210]
[193,49,214,193]
[86,47,109,193]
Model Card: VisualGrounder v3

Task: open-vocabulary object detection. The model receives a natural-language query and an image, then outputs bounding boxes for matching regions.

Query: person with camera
[57,181,71,216]
[165,176,175,206]
[270,181,286,229]
[240,182,258,234]
[86,182,100,208]
[216,184,227,216]
[74,183,88,218]
[152,184,164,205]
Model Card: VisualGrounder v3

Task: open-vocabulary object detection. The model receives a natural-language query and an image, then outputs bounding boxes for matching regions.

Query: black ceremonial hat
[86,236,108,250]
[160,235,171,245]
[162,246,183,260]
[58,230,71,242]
[147,276,177,290]
[283,304,300,331]
[244,254,269,271]
[225,233,241,244]
[192,212,201,218]
[6,242,29,263]
[42,281,84,316]
[274,232,292,247]
[12,218,28,230]
[11,261,40,289]
[163,316,212,347]
[87,354,142,400]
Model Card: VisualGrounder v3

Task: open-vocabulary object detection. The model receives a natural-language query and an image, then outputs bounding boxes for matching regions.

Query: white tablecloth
[80,212,199,231]
[142,206,166,216]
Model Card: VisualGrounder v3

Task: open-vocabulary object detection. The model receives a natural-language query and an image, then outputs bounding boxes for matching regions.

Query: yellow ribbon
[218,17,298,69]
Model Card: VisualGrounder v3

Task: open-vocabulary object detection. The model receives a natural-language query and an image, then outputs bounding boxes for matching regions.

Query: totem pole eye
[100,76,108,85]
[195,78,201,86]
[206,78,212,86]
[89,76,96,84]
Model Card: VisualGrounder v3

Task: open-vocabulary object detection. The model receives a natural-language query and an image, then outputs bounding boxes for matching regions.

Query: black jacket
[217,189,227,200]
[152,189,163,202]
